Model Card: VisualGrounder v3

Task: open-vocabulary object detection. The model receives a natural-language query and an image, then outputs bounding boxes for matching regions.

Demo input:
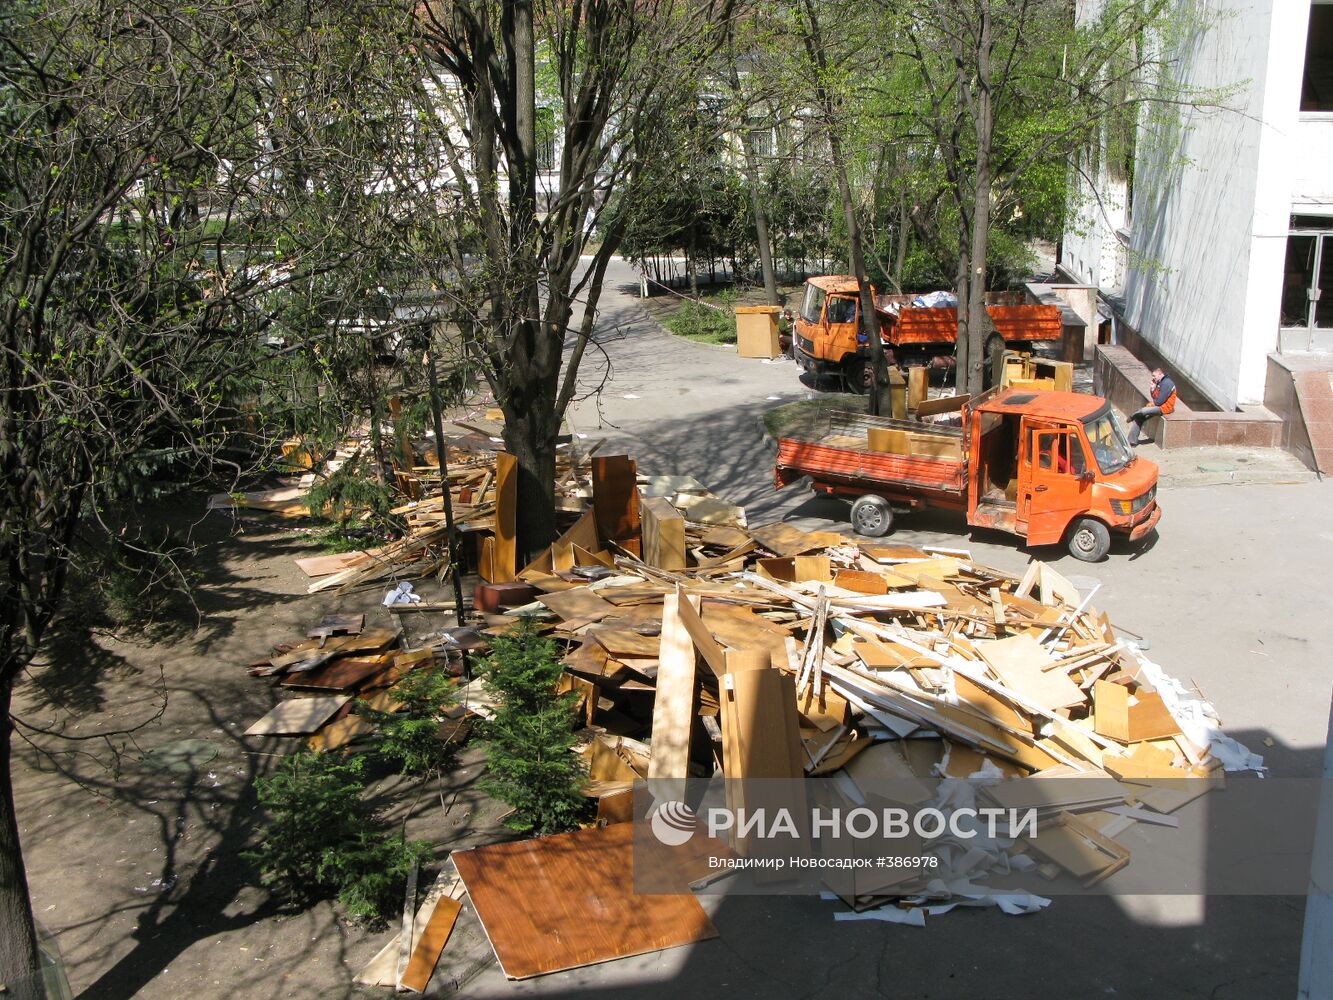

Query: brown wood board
[491,451,518,582]
[978,634,1085,711]
[641,495,686,571]
[280,654,392,691]
[749,523,843,557]
[399,895,463,992]
[537,588,616,624]
[451,823,718,979]
[592,455,642,557]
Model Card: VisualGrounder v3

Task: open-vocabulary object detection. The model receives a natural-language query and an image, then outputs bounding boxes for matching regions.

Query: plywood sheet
[295,552,369,577]
[245,695,351,736]
[537,587,616,624]
[977,634,1084,711]
[451,823,718,979]
[280,654,391,691]
[749,523,843,557]
[646,592,697,781]
[1093,680,1130,741]
[1126,692,1183,742]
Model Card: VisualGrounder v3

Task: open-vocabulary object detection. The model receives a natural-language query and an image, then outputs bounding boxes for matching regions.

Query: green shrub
[665,290,739,344]
[478,623,587,835]
[356,660,459,776]
[306,456,396,546]
[246,752,429,923]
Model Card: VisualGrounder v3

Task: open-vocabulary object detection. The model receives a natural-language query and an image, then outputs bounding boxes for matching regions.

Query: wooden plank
[641,495,686,571]
[676,589,726,677]
[490,451,518,583]
[399,896,463,993]
[295,552,369,577]
[244,695,351,736]
[646,591,697,781]
[592,455,641,557]
[537,587,616,624]
[451,823,718,979]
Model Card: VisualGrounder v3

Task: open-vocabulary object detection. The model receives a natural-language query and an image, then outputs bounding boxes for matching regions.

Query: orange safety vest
[1160,389,1178,415]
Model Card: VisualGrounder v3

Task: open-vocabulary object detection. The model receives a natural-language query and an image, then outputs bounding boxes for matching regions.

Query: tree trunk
[0,687,43,1000]
[729,64,778,305]
[965,5,994,395]
[501,387,558,563]
[830,136,888,413]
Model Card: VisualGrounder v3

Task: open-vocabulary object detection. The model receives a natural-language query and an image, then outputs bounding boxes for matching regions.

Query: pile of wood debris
[231,439,1260,985]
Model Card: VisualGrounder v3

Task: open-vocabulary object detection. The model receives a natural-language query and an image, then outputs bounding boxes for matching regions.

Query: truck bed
[873,300,1062,347]
[774,410,967,500]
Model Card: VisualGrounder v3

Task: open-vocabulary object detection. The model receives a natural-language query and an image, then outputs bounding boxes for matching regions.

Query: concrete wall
[1116,0,1304,410]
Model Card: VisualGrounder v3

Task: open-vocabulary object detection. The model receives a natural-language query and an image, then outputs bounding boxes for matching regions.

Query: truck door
[1017,423,1093,546]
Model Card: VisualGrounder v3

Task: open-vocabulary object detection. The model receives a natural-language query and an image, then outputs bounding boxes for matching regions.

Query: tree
[415,0,734,558]
[0,0,436,990]
[901,0,1214,392]
[479,623,587,835]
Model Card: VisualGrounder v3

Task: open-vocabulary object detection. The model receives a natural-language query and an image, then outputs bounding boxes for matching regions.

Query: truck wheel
[850,495,894,537]
[843,358,868,395]
[1066,517,1110,562]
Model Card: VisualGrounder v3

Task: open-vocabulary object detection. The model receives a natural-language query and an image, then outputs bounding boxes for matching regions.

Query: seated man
[1129,368,1177,446]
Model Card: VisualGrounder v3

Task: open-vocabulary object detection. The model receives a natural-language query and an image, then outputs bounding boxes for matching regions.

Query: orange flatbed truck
[792,275,1066,391]
[774,388,1161,561]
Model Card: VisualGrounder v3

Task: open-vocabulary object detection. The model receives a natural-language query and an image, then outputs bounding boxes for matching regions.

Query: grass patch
[663,290,739,344]
[763,396,868,441]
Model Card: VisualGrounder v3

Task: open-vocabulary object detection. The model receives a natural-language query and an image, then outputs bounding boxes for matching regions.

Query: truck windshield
[800,284,826,323]
[1082,407,1133,474]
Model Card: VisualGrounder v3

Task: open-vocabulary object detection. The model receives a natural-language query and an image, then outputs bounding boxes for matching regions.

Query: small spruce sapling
[478,623,588,835]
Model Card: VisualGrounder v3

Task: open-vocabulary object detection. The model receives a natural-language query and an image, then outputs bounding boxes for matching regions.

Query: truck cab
[968,391,1159,560]
[792,275,885,390]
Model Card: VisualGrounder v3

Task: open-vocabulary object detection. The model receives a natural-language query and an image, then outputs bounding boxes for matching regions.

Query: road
[460,258,1333,999]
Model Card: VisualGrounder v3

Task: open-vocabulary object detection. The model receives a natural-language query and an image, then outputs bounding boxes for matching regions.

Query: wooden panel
[1127,692,1183,742]
[245,695,350,736]
[399,895,462,992]
[676,589,726,677]
[646,592,697,781]
[451,823,718,979]
[978,634,1085,711]
[280,654,392,691]
[1093,680,1130,741]
[592,455,641,556]
[640,495,686,571]
[492,451,518,582]
[748,523,843,557]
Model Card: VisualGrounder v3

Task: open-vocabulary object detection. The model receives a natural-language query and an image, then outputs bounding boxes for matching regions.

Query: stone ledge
[1095,346,1282,449]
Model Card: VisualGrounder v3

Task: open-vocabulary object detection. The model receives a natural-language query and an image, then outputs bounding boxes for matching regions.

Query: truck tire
[1066,517,1110,562]
[850,495,894,537]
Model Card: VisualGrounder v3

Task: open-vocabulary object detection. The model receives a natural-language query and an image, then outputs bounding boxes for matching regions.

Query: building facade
[1063,0,1331,412]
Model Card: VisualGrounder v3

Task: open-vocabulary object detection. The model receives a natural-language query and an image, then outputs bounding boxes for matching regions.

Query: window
[1082,409,1133,475]
[825,296,857,324]
[747,118,774,158]
[1281,217,1333,328]
[536,107,557,172]
[1302,4,1333,111]
[799,283,826,324]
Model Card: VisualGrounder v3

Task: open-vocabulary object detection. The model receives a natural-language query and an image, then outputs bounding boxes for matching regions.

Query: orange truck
[773,388,1161,561]
[792,275,1066,391]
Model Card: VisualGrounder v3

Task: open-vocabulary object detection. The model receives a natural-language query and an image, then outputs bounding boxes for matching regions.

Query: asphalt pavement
[458,259,1333,1000]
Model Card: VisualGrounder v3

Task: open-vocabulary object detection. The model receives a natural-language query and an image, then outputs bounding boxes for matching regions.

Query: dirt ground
[13,502,508,999]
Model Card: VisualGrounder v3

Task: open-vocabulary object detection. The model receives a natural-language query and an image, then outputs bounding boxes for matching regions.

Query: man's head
[1151,367,1165,380]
